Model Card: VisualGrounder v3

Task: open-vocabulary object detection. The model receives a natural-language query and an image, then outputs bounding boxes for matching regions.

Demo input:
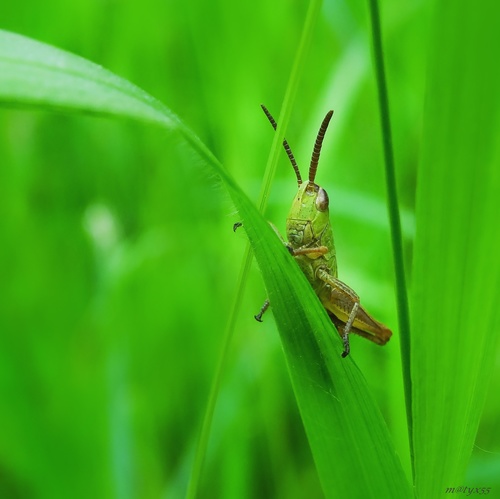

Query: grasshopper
[254,105,392,357]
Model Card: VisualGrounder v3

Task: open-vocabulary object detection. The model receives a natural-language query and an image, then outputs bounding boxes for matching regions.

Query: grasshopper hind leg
[328,309,358,358]
[330,317,351,358]
[255,299,270,322]
[341,333,350,358]
[340,302,359,358]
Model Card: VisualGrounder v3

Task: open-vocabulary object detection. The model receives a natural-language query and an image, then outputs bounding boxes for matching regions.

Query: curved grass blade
[0,30,177,128]
[236,197,411,498]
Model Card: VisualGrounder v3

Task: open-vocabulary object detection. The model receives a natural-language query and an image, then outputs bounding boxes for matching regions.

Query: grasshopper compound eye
[315,187,329,212]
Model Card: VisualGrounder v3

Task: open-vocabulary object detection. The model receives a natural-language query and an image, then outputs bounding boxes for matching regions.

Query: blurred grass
[411,1,500,496]
[0,0,499,498]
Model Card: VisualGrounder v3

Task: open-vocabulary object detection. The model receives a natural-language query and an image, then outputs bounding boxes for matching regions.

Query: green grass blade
[0,30,176,128]
[0,29,411,497]
[412,1,500,495]
[366,0,413,467]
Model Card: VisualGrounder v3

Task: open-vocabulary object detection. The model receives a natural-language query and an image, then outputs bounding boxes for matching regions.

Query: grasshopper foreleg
[255,299,270,322]
[288,245,328,257]
[267,223,327,258]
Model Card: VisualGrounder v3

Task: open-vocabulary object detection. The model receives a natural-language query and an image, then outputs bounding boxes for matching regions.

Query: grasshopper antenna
[261,104,302,185]
[309,110,334,184]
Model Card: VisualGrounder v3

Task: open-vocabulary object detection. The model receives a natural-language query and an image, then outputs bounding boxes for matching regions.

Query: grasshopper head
[292,181,330,217]
[286,179,330,247]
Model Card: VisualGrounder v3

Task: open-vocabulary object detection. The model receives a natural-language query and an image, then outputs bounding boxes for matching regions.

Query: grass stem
[367,0,414,479]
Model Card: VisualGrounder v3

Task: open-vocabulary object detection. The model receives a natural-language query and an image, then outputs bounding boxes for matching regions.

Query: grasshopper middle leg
[253,246,327,323]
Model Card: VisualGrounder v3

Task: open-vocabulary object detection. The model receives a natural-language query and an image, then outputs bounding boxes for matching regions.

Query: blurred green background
[1,0,498,498]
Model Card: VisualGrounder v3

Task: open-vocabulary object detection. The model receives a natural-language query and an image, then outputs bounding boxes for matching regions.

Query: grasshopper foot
[254,299,270,322]
[233,222,243,232]
[341,333,350,358]
[340,301,358,358]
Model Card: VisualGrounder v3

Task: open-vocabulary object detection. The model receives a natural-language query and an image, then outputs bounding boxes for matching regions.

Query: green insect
[253,105,392,357]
